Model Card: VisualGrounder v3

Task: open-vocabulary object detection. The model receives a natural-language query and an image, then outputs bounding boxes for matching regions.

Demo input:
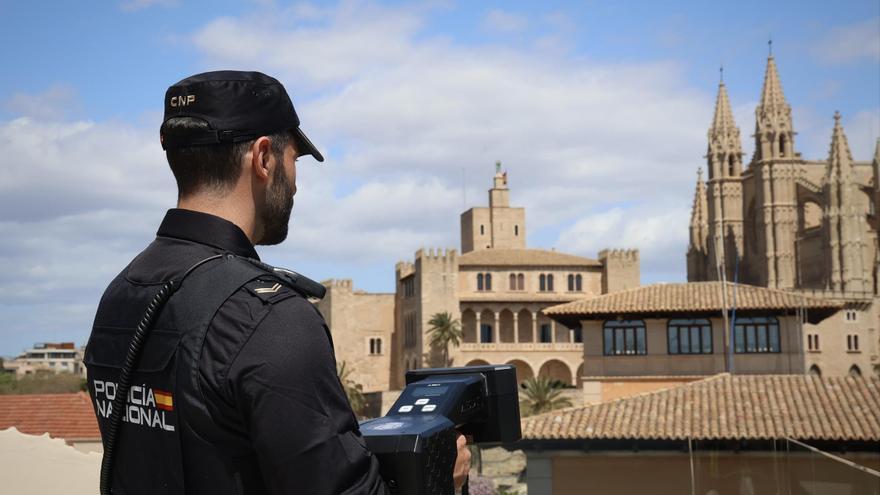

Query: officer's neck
[177,193,259,245]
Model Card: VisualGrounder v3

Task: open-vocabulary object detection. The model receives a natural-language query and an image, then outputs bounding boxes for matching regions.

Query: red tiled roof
[522,374,880,442]
[544,282,842,317]
[0,392,100,442]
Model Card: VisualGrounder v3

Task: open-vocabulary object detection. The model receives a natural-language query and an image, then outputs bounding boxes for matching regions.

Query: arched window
[849,365,862,377]
[668,319,712,354]
[480,324,493,343]
[477,273,484,291]
[733,316,780,353]
[547,274,554,291]
[509,273,517,290]
[603,320,647,356]
[809,364,821,377]
[485,273,492,291]
[517,273,524,290]
[779,134,787,156]
[568,274,575,291]
[575,274,583,291]
[728,154,736,176]
[539,274,546,291]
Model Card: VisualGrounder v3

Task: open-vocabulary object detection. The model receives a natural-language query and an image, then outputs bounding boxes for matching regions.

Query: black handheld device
[360,364,521,495]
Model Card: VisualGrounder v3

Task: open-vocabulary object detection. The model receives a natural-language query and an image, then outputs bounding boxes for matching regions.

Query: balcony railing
[459,342,583,351]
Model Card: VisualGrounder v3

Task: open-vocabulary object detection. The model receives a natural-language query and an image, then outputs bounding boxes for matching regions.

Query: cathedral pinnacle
[758,54,789,115]
[828,111,854,180]
[711,80,737,135]
[689,168,708,251]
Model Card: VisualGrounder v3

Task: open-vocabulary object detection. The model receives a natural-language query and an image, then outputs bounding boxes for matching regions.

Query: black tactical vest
[85,254,276,494]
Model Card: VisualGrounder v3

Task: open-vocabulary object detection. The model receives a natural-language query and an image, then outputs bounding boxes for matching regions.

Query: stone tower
[824,113,869,293]
[687,168,709,281]
[705,78,745,280]
[752,54,798,288]
[460,162,526,253]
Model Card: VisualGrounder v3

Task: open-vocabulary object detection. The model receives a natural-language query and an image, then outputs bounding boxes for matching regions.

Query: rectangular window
[847,334,860,352]
[603,321,647,356]
[573,327,583,343]
[540,324,552,343]
[667,320,712,355]
[734,317,780,354]
[701,326,712,353]
[369,338,383,355]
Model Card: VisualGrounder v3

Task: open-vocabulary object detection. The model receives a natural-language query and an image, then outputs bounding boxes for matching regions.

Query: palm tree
[427,312,463,366]
[336,361,365,417]
[519,376,572,416]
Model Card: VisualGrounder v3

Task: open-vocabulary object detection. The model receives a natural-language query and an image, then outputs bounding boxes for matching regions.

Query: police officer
[85,71,471,494]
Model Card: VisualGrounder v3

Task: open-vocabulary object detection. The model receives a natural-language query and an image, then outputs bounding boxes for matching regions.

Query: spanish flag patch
[154,389,174,411]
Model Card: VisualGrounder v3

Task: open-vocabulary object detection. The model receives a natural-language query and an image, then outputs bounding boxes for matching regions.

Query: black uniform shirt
[111,209,386,494]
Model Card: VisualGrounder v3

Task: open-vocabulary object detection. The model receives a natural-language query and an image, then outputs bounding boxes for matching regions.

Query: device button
[415,398,430,405]
[398,405,413,413]
[421,404,436,412]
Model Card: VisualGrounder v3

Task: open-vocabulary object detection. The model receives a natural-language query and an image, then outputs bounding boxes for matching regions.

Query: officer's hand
[453,432,471,492]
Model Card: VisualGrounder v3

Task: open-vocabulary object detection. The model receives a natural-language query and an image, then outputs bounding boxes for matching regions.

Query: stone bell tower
[460,162,526,253]
[752,53,798,289]
[705,76,745,280]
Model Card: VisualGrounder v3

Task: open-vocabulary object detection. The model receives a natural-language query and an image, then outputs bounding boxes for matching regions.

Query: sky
[0,0,878,356]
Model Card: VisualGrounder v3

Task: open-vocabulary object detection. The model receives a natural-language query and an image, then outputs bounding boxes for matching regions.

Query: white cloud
[556,206,690,283]
[812,18,880,65]
[483,9,528,33]
[4,85,80,121]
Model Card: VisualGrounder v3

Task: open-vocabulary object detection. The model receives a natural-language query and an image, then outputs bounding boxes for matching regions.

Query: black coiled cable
[99,254,223,495]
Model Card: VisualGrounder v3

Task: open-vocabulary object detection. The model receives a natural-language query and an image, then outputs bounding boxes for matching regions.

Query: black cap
[160,70,324,162]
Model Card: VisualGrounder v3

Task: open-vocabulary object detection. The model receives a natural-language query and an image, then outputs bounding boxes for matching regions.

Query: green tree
[0,372,85,395]
[336,361,365,417]
[519,376,572,417]
[427,312,463,366]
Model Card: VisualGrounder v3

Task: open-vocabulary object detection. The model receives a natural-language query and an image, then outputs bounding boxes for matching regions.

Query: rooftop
[522,374,880,443]
[543,281,843,325]
[0,392,100,442]
[459,248,601,268]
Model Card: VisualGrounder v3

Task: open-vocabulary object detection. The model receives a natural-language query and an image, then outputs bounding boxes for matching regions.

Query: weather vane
[768,37,773,56]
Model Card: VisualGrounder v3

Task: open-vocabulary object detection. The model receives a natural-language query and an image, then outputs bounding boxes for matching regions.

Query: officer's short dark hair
[162,117,294,197]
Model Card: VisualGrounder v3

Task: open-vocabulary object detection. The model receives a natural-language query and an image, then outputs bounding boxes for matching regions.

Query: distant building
[2,342,86,377]
[318,166,640,392]
[687,53,880,377]
[518,374,880,495]
[315,281,395,394]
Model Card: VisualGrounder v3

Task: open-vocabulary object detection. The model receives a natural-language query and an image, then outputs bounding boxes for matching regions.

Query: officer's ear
[249,136,273,184]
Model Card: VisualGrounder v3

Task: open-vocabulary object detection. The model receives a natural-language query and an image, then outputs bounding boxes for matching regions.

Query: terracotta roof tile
[0,392,100,442]
[544,282,842,317]
[522,374,880,442]
[459,248,601,267]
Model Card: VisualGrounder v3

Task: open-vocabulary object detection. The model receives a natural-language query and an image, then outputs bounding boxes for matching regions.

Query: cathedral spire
[689,168,708,249]
[755,54,795,160]
[712,81,737,135]
[687,167,710,281]
[707,80,742,179]
[824,112,867,293]
[759,55,788,114]
[827,111,855,181]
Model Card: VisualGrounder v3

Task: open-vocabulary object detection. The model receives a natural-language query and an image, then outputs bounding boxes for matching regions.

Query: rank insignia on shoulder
[254,283,282,294]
